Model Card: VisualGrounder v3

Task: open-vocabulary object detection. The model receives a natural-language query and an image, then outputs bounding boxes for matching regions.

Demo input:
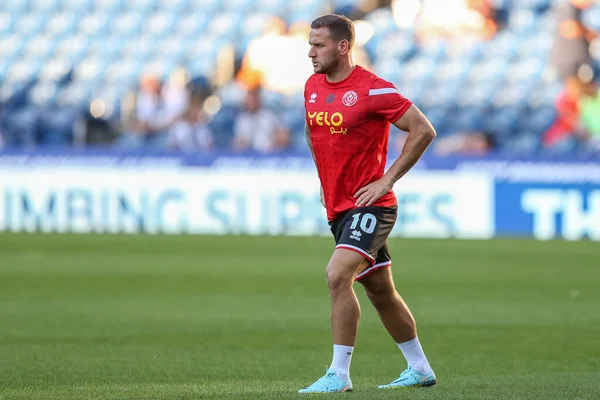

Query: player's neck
[326,60,356,84]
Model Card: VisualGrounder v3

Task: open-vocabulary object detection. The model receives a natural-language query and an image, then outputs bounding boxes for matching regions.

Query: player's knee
[325,266,353,292]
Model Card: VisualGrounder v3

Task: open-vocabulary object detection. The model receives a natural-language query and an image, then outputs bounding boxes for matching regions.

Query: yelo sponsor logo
[307,111,348,135]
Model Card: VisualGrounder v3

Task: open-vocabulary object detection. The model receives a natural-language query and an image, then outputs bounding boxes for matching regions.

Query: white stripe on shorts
[336,244,376,263]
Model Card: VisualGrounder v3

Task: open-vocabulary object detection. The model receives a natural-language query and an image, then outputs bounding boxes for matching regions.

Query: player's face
[308,28,340,74]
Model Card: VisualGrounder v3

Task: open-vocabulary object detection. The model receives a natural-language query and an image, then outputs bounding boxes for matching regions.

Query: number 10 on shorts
[350,213,377,234]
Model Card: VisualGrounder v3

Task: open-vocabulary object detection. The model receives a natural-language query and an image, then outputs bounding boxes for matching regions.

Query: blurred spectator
[434,131,496,156]
[413,0,497,42]
[232,86,290,153]
[551,0,596,80]
[162,66,191,128]
[237,17,314,95]
[119,70,191,149]
[543,74,592,148]
[167,96,213,153]
[124,73,169,148]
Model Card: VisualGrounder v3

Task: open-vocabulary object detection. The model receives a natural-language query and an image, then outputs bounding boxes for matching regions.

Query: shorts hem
[355,261,392,281]
[335,244,376,264]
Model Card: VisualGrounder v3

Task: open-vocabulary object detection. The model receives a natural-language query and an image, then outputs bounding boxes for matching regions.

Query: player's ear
[338,39,349,55]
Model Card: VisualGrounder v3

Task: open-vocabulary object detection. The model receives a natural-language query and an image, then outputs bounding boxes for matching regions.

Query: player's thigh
[355,241,393,281]
[358,263,397,299]
[325,248,371,285]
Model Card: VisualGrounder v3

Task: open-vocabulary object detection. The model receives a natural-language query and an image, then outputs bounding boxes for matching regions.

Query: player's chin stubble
[316,58,337,75]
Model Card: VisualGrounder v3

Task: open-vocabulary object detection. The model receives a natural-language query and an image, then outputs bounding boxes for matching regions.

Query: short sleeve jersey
[304,66,412,221]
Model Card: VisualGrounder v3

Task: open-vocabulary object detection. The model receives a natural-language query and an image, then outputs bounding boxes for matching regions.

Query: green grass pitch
[0,233,599,399]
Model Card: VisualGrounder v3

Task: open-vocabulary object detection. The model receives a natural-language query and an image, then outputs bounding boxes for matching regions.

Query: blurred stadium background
[0,0,599,154]
[1,1,600,399]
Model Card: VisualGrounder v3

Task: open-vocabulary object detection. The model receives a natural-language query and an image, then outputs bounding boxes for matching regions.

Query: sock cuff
[397,337,419,347]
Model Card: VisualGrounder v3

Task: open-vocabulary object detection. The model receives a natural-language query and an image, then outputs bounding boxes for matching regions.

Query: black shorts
[329,205,398,280]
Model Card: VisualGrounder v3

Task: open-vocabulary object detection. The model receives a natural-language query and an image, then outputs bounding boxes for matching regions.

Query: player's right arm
[305,123,325,208]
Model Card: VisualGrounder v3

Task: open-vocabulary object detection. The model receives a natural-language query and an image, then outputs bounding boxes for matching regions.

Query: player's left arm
[354,105,436,207]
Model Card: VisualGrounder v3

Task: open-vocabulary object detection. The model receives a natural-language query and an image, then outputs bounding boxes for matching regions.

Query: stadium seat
[142,59,177,80]
[223,0,254,13]
[6,59,43,84]
[24,36,57,60]
[157,37,190,60]
[31,0,60,13]
[78,13,111,38]
[456,82,496,108]
[402,57,436,84]
[104,58,142,86]
[420,40,448,62]
[522,106,556,134]
[111,13,144,36]
[47,12,78,38]
[484,107,521,136]
[0,12,14,36]
[121,38,155,61]
[527,82,562,108]
[207,12,243,39]
[73,57,106,86]
[506,58,544,83]
[508,9,539,35]
[469,57,509,84]
[450,108,486,133]
[517,0,552,12]
[515,33,552,60]
[93,0,124,13]
[0,60,10,81]
[175,12,210,36]
[419,83,456,109]
[0,34,24,60]
[365,8,397,36]
[251,0,286,14]
[142,11,177,37]
[0,0,29,14]
[481,32,518,60]
[188,0,221,14]
[56,35,90,63]
[56,82,93,107]
[374,33,416,62]
[436,59,470,84]
[373,59,402,84]
[16,14,45,38]
[38,106,77,145]
[29,82,59,107]
[39,58,73,83]
[157,0,186,12]
[2,106,39,147]
[59,0,89,13]
[502,132,541,155]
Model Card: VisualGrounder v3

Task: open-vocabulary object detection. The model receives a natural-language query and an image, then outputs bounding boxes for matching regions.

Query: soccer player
[298,14,437,393]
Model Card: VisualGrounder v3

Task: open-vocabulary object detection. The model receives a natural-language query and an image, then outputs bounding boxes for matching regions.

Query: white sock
[397,337,432,375]
[330,344,353,379]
